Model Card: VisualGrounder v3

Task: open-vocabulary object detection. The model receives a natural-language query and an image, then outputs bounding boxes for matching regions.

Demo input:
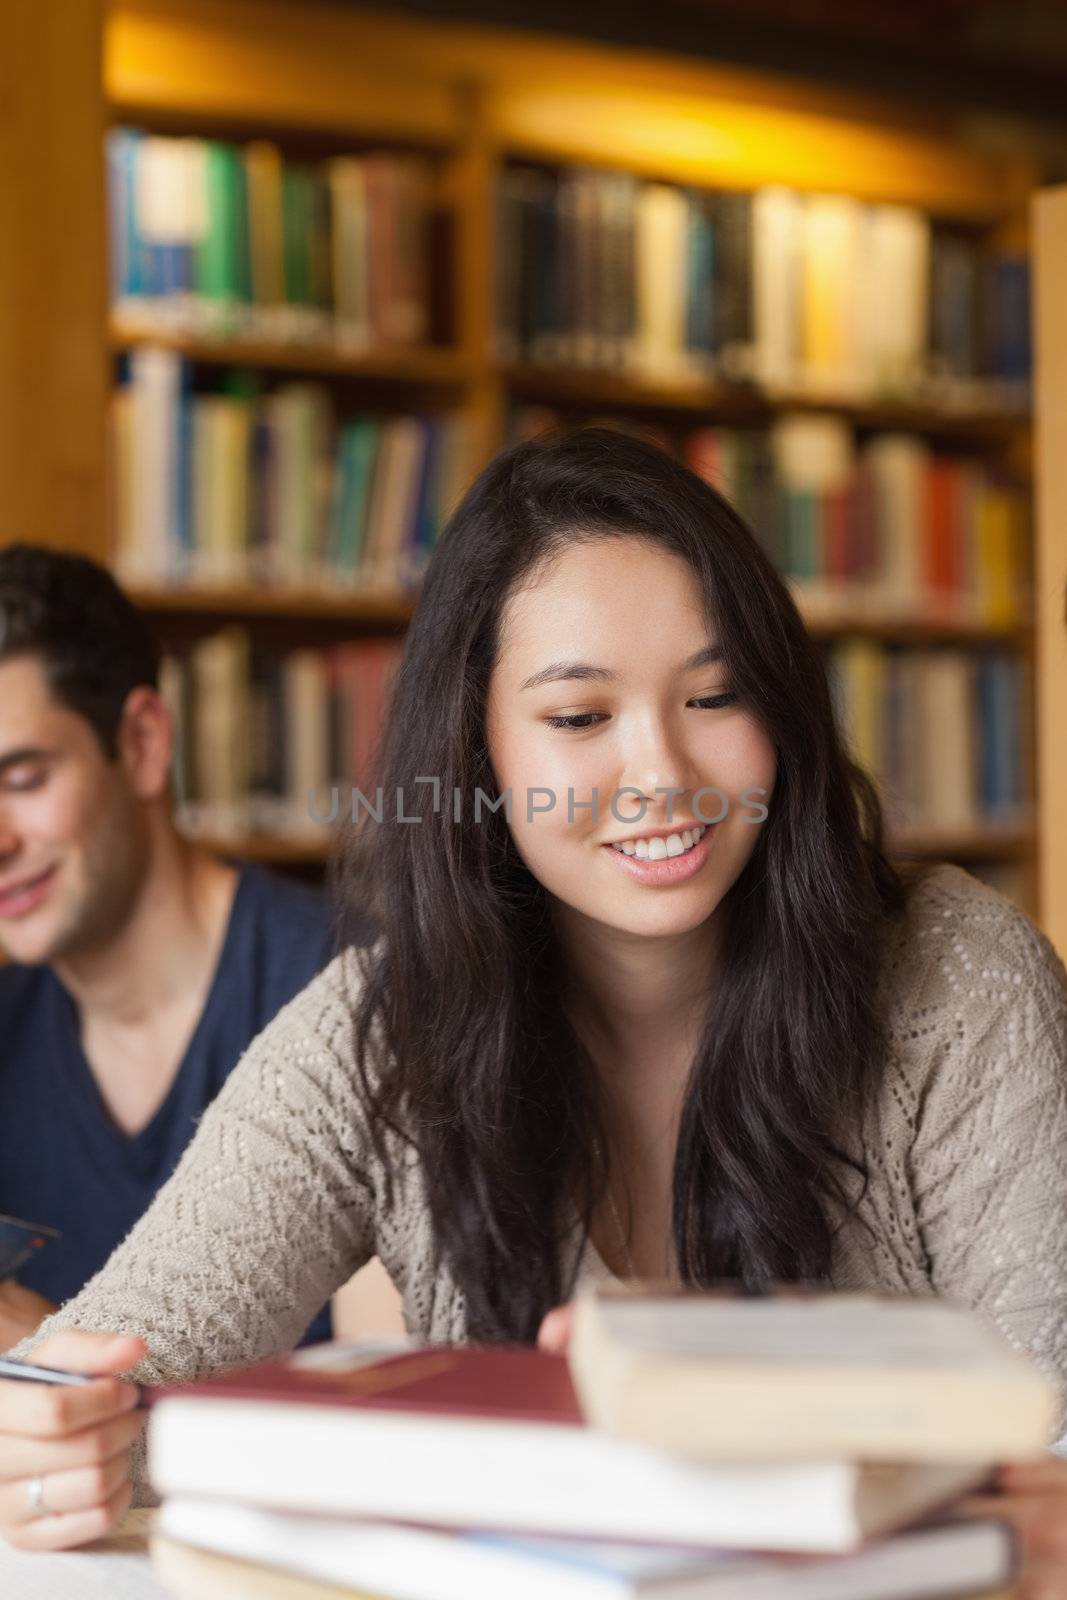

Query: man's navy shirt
[0,863,337,1344]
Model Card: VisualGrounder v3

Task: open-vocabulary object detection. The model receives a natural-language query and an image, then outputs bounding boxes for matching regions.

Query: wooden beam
[0,0,109,556]
[1032,185,1067,956]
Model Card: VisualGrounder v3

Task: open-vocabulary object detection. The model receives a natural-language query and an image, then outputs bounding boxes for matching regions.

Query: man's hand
[0,1282,56,1353]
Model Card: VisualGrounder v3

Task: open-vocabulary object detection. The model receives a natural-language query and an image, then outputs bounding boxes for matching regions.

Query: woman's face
[485,535,777,942]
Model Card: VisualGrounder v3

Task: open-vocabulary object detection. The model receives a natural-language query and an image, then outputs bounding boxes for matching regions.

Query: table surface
[0,1510,1021,1599]
[0,1509,164,1598]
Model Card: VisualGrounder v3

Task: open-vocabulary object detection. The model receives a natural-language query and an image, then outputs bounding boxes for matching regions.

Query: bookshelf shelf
[185,832,334,866]
[110,324,472,390]
[129,584,417,625]
[889,826,1035,862]
[502,364,1030,443]
[184,824,1034,870]
[183,823,1035,870]
[799,610,1033,648]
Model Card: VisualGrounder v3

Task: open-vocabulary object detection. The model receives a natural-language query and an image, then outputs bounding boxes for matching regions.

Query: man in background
[0,544,340,1348]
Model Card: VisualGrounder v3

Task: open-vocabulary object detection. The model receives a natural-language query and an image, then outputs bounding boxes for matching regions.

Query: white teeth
[610,824,706,861]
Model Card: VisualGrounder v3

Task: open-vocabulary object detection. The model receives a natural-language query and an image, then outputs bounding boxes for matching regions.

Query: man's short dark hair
[0,544,159,758]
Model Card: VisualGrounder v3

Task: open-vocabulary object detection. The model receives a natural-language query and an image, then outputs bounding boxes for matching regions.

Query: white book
[148,1398,985,1555]
[862,434,929,611]
[633,183,690,380]
[856,206,930,398]
[156,1498,1014,1600]
[283,650,332,836]
[129,345,182,582]
[752,186,803,393]
[918,650,978,831]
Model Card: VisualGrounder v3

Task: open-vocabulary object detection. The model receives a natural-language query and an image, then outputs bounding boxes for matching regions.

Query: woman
[3,427,1067,1574]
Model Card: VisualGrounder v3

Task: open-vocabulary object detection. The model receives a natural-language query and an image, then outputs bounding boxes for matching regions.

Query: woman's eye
[690,693,739,710]
[544,713,606,730]
[545,694,738,730]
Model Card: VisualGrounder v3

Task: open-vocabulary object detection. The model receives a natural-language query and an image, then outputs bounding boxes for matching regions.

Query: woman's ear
[115,686,175,802]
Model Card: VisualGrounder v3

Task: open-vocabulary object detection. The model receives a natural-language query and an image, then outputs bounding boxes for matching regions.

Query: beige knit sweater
[15,863,1067,1495]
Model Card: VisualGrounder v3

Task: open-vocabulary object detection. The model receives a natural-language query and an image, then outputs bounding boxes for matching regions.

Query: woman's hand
[958,1457,1067,1599]
[0,1330,147,1551]
[0,1281,58,1351]
[537,1303,575,1355]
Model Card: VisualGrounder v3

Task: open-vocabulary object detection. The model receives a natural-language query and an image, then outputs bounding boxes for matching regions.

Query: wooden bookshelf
[1033,187,1067,956]
[128,583,416,625]
[503,363,1031,444]
[2,0,1048,916]
[889,825,1035,864]
[182,823,1036,872]
[110,322,472,389]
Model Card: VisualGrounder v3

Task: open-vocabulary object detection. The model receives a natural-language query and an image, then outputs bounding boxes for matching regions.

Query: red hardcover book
[154,1345,582,1424]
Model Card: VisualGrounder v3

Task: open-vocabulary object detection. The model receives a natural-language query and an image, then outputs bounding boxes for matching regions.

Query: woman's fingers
[29,1331,145,1377]
[3,1475,132,1553]
[0,1329,146,1550]
[0,1409,144,1483]
[0,1448,130,1530]
[0,1375,141,1443]
[537,1302,575,1354]
[999,1458,1067,1494]
[960,1489,1067,1560]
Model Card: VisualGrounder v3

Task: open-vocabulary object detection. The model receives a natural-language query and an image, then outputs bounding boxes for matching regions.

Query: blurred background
[4,0,1067,950]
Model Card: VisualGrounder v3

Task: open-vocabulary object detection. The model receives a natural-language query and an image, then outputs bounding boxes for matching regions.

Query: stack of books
[146,1289,1055,1600]
[497,167,1029,408]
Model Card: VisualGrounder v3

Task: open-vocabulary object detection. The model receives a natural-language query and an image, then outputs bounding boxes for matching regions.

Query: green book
[330,418,381,578]
[281,166,313,307]
[195,141,250,309]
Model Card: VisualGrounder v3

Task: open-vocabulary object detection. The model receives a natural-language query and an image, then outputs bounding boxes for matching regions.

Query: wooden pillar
[1033,185,1067,956]
[0,0,109,557]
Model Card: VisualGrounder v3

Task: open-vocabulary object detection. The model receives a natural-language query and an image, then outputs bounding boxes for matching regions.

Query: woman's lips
[602,826,715,885]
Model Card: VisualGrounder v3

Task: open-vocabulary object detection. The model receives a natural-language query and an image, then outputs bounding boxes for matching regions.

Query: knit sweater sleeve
[901,869,1067,1411]
[11,948,382,1388]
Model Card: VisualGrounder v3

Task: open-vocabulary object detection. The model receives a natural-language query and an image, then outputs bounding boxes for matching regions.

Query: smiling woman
[6,427,1067,1546]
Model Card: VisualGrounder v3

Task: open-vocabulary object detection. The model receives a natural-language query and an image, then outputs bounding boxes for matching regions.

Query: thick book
[154,1499,1016,1600]
[569,1285,1058,1464]
[148,1344,986,1553]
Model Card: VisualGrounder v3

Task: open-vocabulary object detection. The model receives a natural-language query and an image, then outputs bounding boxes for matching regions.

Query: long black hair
[333,426,910,1340]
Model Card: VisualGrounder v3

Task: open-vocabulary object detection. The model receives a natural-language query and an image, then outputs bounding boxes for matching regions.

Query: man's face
[0,655,145,965]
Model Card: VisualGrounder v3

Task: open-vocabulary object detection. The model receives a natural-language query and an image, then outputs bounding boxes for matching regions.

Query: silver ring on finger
[26,1475,49,1518]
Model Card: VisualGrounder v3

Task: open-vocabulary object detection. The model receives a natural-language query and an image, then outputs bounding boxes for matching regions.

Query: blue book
[685,191,715,360]
[104,127,146,301]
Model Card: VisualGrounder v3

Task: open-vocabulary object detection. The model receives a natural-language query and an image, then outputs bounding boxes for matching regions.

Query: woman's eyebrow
[519,644,723,692]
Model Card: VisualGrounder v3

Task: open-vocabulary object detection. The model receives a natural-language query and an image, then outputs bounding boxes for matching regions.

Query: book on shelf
[145,1343,991,1554]
[515,407,1030,629]
[106,128,439,349]
[161,631,402,844]
[569,1284,1057,1464]
[111,346,471,590]
[152,1501,1016,1600]
[496,164,1030,410]
[828,640,1029,837]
